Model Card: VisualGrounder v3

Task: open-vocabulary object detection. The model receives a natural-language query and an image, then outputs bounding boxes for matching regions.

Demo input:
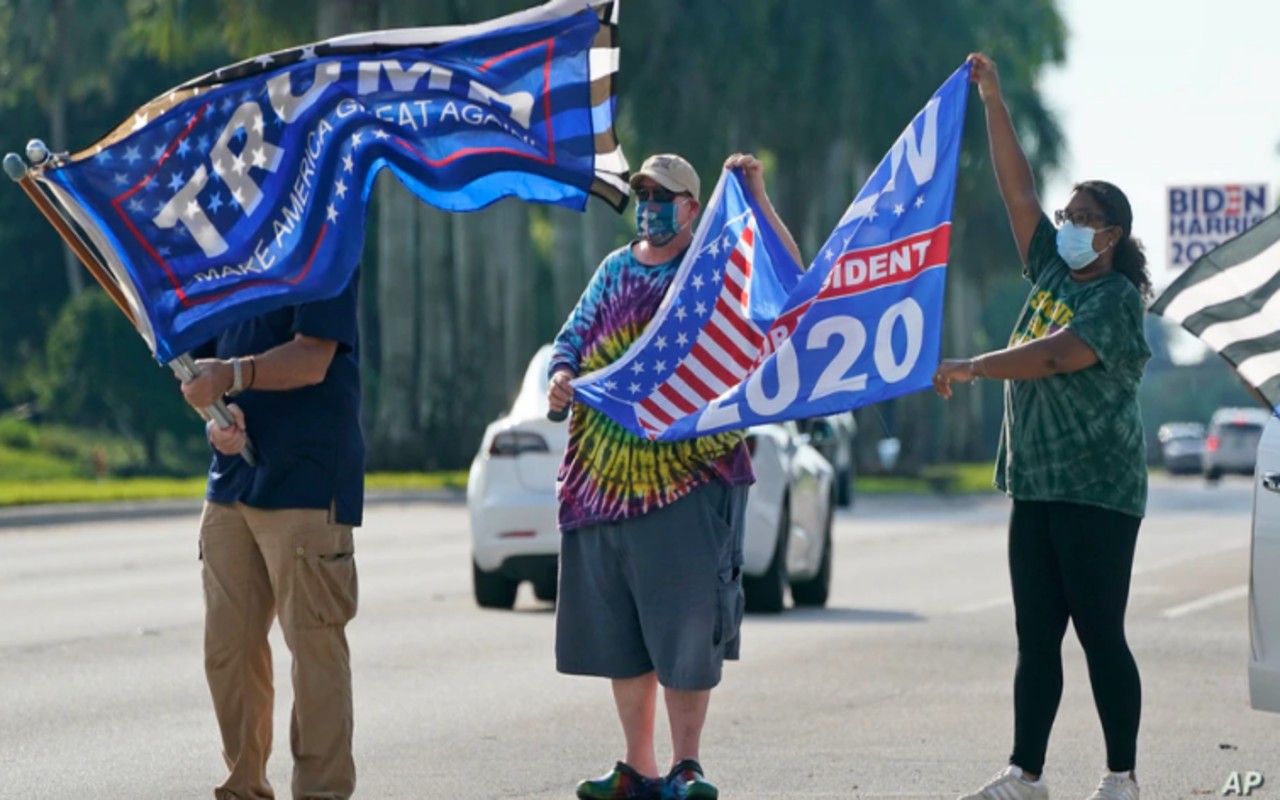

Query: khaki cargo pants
[200,501,359,800]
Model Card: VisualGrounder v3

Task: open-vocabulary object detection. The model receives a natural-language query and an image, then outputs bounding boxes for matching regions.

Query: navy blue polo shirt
[202,274,365,525]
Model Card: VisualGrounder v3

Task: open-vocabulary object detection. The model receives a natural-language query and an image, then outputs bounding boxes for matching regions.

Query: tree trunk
[48,72,83,297]
[372,175,420,467]
[317,0,363,37]
[416,205,455,466]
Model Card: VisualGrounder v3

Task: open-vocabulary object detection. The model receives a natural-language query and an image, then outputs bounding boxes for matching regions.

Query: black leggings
[1008,500,1142,775]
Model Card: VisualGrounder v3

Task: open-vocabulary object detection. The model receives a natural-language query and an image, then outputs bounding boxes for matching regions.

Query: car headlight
[489,430,550,457]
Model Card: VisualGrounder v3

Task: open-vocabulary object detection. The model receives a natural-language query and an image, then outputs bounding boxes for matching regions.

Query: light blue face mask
[1056,221,1113,271]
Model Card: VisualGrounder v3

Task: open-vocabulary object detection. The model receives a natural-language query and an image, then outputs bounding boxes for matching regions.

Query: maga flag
[1152,210,1280,411]
[571,63,970,440]
[34,0,627,364]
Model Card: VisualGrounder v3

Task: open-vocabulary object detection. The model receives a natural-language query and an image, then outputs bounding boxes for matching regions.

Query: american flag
[633,218,765,435]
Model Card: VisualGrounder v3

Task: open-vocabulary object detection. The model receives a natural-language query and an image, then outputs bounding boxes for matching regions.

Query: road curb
[0,488,466,530]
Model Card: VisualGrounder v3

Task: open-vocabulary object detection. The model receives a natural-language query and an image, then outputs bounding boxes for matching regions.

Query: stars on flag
[691,273,704,290]
[334,179,348,199]
[655,335,668,351]
[675,306,688,321]
[123,146,142,166]
[694,301,708,316]
[167,171,185,192]
[373,129,392,140]
[654,359,667,372]
[915,194,925,209]
[628,382,641,395]
[631,361,646,375]
[342,152,355,173]
[604,379,618,392]
[676,332,689,347]
[893,203,905,217]
[326,203,339,223]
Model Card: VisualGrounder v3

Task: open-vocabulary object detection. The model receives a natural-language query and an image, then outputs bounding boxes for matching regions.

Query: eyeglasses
[1053,208,1108,228]
[634,186,687,203]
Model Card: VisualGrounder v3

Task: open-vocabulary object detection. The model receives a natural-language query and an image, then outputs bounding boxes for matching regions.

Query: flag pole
[4,151,137,326]
[4,146,257,466]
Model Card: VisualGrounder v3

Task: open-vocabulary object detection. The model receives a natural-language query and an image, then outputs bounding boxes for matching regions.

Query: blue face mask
[1055,222,1112,271]
[635,200,683,245]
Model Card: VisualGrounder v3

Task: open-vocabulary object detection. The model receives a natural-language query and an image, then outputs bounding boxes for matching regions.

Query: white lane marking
[1160,584,1249,619]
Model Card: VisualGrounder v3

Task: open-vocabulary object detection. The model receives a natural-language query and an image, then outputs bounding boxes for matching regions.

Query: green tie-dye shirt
[993,216,1152,518]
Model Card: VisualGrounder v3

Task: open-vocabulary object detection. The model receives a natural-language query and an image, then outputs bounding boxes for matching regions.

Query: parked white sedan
[1250,413,1280,712]
[467,345,837,614]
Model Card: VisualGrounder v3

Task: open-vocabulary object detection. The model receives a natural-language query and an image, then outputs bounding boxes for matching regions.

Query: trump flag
[571,62,971,440]
[33,0,627,364]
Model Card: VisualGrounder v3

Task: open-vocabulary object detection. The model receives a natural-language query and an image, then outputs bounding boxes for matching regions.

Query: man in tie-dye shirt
[548,153,803,800]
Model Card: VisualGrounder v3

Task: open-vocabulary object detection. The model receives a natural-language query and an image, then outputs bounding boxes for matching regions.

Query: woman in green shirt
[934,54,1152,800]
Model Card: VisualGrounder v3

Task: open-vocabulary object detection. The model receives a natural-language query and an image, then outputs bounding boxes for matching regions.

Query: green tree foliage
[40,292,202,468]
[8,0,1222,476]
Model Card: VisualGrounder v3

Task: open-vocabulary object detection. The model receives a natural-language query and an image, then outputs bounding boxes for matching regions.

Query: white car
[1249,413,1280,712]
[467,345,837,614]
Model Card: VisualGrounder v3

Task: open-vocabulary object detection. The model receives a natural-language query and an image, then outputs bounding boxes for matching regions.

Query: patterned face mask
[635,199,685,245]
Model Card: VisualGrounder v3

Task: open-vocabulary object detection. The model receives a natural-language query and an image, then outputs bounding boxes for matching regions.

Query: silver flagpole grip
[171,354,258,466]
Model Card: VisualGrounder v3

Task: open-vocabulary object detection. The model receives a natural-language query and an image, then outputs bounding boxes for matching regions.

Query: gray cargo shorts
[555,480,748,691]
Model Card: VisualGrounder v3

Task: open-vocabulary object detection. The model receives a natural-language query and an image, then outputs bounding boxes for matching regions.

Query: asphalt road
[0,475,1275,799]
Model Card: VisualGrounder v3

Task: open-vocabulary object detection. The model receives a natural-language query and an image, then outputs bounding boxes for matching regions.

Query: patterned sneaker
[958,765,1049,800]
[1086,772,1139,800]
[664,759,718,800]
[576,761,664,800]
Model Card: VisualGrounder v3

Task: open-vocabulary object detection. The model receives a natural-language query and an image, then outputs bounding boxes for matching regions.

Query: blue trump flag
[571,62,971,440]
[35,0,627,364]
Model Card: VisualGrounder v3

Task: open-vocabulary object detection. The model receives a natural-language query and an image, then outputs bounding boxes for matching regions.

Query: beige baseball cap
[629,153,700,200]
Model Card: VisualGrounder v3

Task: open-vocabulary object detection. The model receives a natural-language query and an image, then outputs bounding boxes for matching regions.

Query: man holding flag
[180,270,364,800]
[548,152,801,800]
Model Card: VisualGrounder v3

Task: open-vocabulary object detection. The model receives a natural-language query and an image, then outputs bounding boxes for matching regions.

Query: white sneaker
[958,765,1049,800]
[1086,772,1139,800]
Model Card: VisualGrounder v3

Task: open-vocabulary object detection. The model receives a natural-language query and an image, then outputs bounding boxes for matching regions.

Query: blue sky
[1039,0,1280,293]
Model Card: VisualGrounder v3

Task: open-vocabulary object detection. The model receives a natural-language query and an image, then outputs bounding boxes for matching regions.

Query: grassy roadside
[0,471,469,508]
[857,461,996,496]
[0,464,997,507]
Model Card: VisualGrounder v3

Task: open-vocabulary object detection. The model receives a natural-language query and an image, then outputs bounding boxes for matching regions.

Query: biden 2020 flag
[34,0,627,364]
[571,62,970,440]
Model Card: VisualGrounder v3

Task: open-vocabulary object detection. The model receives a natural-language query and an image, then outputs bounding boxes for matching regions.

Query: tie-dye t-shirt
[994,215,1151,518]
[550,244,754,532]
